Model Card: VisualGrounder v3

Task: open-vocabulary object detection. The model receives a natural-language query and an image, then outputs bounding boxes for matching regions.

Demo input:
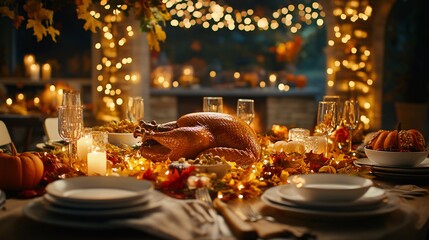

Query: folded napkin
[109,192,224,240]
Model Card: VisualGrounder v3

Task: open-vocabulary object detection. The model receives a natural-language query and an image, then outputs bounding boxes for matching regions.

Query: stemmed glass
[58,105,83,165]
[237,99,255,125]
[323,95,341,127]
[316,101,337,157]
[127,97,144,123]
[342,100,360,155]
[203,97,223,113]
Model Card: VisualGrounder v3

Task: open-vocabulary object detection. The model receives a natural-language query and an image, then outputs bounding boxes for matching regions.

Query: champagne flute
[61,90,83,166]
[342,100,360,155]
[317,101,337,157]
[323,95,341,128]
[62,90,81,106]
[237,99,255,125]
[58,105,83,165]
[127,97,144,123]
[203,97,223,113]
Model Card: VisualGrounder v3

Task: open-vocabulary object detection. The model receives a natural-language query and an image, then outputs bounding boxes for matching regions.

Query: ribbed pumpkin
[0,143,44,191]
[367,129,426,152]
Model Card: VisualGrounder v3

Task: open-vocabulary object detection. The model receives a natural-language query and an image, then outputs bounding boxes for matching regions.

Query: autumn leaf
[0,6,14,19]
[78,12,102,32]
[154,24,166,42]
[47,26,60,42]
[147,30,160,52]
[26,18,47,42]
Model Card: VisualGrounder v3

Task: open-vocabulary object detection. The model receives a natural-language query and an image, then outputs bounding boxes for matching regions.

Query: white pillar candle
[87,151,107,176]
[29,63,40,81]
[77,136,92,162]
[42,63,51,81]
[24,54,35,76]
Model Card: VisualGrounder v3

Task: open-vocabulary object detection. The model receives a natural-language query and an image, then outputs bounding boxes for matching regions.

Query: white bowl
[364,148,428,167]
[288,174,373,202]
[108,133,141,146]
[193,163,231,178]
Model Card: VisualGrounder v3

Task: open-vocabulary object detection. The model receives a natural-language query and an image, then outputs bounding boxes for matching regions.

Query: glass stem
[68,141,78,166]
[348,129,354,155]
[324,134,329,158]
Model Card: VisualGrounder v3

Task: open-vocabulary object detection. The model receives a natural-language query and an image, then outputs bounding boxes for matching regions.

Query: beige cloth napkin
[109,192,224,240]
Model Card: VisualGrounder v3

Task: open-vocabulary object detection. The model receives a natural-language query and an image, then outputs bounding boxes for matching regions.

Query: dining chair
[44,117,62,141]
[0,120,12,148]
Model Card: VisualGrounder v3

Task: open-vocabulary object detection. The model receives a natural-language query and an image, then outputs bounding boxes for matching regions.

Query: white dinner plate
[41,192,162,219]
[261,186,399,219]
[0,190,5,207]
[276,185,386,211]
[24,191,165,229]
[44,192,151,210]
[354,158,429,174]
[45,176,153,205]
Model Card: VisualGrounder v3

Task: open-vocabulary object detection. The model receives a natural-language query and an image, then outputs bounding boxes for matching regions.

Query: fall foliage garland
[0,0,170,51]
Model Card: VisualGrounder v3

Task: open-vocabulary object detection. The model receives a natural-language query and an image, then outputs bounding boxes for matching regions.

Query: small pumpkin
[0,143,44,191]
[367,129,426,152]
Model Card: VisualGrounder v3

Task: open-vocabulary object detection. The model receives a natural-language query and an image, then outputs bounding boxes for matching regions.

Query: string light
[327,0,374,129]
[166,0,325,33]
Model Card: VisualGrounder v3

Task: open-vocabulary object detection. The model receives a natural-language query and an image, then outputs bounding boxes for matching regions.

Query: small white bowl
[193,163,231,178]
[364,148,428,167]
[288,174,373,202]
[108,133,141,146]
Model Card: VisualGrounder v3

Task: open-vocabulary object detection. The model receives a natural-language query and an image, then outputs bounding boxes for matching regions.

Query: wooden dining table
[0,178,428,240]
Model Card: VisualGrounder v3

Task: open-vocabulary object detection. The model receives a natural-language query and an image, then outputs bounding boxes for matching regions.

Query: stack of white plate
[355,158,429,181]
[0,189,5,208]
[24,176,164,229]
[261,175,399,219]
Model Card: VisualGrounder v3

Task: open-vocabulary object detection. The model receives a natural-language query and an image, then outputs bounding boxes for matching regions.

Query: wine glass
[58,105,83,165]
[316,101,337,157]
[342,100,360,155]
[62,90,81,106]
[323,95,341,128]
[203,97,223,113]
[127,97,144,123]
[237,99,255,125]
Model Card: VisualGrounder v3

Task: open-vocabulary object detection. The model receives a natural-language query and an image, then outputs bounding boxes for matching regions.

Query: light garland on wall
[165,0,325,33]
[92,0,139,121]
[326,0,374,130]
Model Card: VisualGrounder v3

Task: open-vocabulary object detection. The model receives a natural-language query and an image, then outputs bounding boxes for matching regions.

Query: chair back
[44,117,62,141]
[0,120,12,146]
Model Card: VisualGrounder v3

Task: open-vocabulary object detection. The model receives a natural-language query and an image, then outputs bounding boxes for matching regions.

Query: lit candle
[24,54,35,76]
[87,150,107,176]
[42,63,51,81]
[77,134,92,162]
[29,63,40,81]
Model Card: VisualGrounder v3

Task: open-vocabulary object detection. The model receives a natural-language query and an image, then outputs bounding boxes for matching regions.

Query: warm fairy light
[34,97,40,105]
[367,79,373,85]
[166,0,324,33]
[6,98,12,106]
[17,93,25,101]
[364,102,370,109]
[209,70,216,77]
[259,81,266,88]
[326,68,333,74]
[233,72,240,79]
[49,85,55,92]
[327,80,334,87]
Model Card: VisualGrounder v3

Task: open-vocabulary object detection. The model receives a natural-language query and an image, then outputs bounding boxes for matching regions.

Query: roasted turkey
[134,112,261,166]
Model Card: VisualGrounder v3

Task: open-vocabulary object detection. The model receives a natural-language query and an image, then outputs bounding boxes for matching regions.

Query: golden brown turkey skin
[134,112,261,166]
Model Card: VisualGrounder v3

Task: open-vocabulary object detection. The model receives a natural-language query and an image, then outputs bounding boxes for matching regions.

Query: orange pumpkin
[0,143,44,191]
